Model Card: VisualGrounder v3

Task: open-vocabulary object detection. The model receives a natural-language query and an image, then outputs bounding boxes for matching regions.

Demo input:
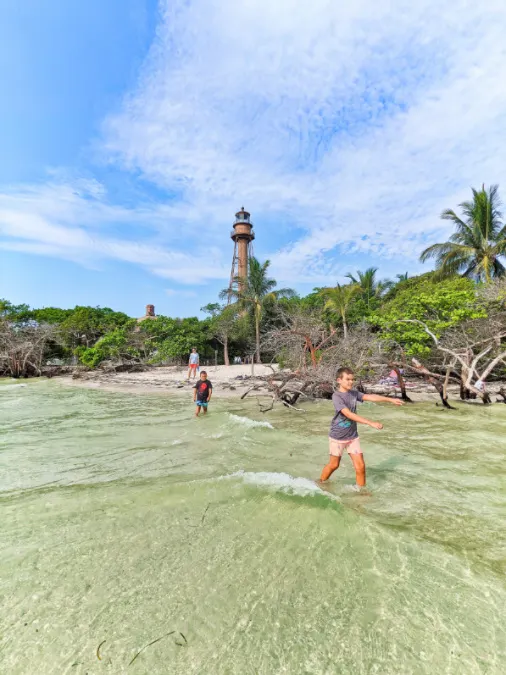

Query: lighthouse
[228,207,255,298]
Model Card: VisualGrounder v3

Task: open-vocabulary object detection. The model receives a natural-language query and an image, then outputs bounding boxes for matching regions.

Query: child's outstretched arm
[363,394,404,406]
[341,407,383,430]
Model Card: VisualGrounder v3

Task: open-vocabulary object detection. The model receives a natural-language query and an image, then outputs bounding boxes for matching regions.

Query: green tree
[420,184,506,282]
[75,328,139,368]
[60,306,132,348]
[32,307,74,325]
[345,267,389,308]
[320,283,360,339]
[141,316,210,363]
[371,273,486,356]
[201,303,239,366]
[221,257,295,363]
[0,299,31,322]
[298,288,326,312]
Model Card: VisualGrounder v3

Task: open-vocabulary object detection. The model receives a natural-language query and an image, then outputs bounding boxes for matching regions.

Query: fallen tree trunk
[40,365,75,378]
[410,358,456,409]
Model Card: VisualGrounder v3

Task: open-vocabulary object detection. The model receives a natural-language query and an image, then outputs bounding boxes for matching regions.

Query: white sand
[57,363,502,405]
[59,364,281,398]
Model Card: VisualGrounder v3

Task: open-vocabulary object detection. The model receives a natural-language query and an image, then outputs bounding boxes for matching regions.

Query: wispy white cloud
[103,0,506,283]
[0,179,229,283]
[2,0,506,290]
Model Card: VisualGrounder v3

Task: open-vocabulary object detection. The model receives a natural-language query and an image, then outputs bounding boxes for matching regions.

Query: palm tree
[320,283,360,339]
[345,267,389,307]
[221,257,295,363]
[420,184,506,282]
[396,272,409,282]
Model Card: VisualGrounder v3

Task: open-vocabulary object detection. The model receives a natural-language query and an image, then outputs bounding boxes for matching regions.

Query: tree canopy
[420,184,506,282]
[371,274,486,356]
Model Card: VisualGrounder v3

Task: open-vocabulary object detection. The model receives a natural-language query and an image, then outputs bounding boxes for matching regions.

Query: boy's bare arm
[363,394,403,406]
[341,407,383,430]
[207,387,212,401]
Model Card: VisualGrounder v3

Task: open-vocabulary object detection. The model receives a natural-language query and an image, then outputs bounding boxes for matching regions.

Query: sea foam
[220,470,336,499]
[228,414,274,429]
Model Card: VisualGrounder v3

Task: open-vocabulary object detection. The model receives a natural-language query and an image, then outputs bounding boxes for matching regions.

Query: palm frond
[420,242,459,263]
[275,288,297,299]
[440,209,468,230]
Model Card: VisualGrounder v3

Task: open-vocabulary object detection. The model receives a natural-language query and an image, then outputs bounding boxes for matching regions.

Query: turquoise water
[1,379,506,674]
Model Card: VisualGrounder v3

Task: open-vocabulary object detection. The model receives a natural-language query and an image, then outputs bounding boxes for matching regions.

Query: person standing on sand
[188,348,199,380]
[193,371,212,417]
[320,367,404,490]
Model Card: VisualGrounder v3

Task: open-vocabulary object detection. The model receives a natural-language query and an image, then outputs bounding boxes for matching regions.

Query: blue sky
[1,0,506,318]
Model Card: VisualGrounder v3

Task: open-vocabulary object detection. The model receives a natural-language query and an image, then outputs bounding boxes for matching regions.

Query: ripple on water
[1,381,506,674]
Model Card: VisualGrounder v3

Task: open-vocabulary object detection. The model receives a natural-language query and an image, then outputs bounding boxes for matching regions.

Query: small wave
[0,384,27,391]
[228,414,273,429]
[171,439,183,445]
[221,470,336,499]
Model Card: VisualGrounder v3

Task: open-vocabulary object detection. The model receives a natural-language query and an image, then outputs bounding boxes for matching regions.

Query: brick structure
[137,304,157,323]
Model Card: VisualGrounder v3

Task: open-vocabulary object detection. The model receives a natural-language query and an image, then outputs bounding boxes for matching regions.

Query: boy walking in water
[193,371,212,417]
[320,367,403,489]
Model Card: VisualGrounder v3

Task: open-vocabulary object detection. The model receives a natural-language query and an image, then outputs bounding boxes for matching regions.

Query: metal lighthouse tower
[228,207,255,300]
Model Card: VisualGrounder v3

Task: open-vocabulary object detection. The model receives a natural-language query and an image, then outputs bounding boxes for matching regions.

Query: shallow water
[1,379,506,674]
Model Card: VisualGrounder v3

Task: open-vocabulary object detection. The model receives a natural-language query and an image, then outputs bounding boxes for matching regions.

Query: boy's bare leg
[349,454,366,487]
[320,456,340,481]
[195,405,201,417]
[203,406,208,415]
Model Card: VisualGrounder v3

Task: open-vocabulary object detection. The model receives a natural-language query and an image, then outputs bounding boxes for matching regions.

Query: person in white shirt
[475,379,485,392]
[188,348,199,380]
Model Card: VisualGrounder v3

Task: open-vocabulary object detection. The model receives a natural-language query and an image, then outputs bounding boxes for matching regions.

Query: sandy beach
[59,364,284,399]
[55,363,478,404]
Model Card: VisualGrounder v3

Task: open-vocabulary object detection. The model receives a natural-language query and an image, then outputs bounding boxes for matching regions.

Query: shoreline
[56,364,283,400]
[7,364,503,405]
[51,364,463,404]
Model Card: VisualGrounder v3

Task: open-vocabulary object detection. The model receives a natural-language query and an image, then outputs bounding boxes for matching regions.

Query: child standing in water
[193,371,212,417]
[320,367,403,489]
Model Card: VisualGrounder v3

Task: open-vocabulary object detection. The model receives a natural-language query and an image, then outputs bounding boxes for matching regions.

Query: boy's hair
[336,367,354,379]
[200,370,207,376]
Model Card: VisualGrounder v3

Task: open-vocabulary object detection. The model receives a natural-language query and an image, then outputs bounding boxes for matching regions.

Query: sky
[1,0,506,318]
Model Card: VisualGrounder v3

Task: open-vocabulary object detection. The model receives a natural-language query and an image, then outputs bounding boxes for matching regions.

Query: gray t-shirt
[329,389,364,440]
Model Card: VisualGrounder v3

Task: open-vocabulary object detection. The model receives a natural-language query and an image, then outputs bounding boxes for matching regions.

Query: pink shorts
[329,437,362,457]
